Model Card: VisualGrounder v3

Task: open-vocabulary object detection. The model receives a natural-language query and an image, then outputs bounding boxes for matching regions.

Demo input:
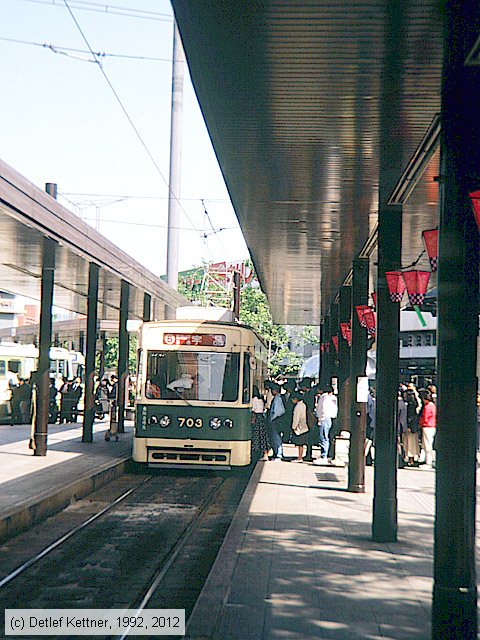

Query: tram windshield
[145,351,240,402]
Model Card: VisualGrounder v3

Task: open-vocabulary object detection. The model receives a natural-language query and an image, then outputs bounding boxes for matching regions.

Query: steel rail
[0,475,152,589]
[117,476,228,639]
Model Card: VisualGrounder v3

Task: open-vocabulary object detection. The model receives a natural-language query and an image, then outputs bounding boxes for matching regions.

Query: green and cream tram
[133,320,267,468]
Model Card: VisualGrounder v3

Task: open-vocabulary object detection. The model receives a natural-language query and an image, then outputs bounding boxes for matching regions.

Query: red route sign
[163,333,226,347]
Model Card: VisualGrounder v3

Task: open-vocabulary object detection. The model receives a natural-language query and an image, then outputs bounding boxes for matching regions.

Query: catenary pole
[166,22,185,296]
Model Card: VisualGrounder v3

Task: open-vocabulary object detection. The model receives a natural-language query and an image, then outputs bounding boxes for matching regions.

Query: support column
[117,280,129,435]
[321,314,331,387]
[83,262,99,443]
[233,271,241,320]
[330,301,339,386]
[34,237,56,456]
[432,2,480,637]
[372,207,401,541]
[143,293,152,322]
[372,0,406,542]
[318,322,324,382]
[338,285,352,432]
[347,257,369,492]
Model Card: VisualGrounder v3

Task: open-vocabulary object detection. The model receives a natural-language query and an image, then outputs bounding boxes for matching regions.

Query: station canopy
[171,0,445,324]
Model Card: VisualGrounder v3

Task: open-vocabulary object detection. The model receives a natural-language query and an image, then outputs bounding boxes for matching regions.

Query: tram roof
[171,1,445,324]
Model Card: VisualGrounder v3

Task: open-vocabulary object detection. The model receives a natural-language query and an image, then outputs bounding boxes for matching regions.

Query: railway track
[0,466,253,639]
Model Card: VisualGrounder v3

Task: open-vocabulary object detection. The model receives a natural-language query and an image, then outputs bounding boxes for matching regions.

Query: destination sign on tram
[163,333,226,347]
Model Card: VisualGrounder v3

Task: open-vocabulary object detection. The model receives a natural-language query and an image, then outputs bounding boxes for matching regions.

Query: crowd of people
[7,372,121,425]
[397,382,437,467]
[251,376,440,468]
[251,377,338,464]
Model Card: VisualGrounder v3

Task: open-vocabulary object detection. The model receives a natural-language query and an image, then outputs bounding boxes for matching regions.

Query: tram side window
[145,350,240,402]
[242,353,251,403]
[0,361,5,377]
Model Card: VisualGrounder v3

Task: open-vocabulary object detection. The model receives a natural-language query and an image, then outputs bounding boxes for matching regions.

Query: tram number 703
[178,417,203,428]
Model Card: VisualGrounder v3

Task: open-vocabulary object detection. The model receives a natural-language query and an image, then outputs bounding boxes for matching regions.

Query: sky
[0,0,250,277]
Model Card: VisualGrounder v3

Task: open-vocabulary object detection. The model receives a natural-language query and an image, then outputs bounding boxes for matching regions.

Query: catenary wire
[0,35,172,62]
[61,0,216,260]
[17,0,173,22]
[58,193,234,236]
[80,217,234,234]
[61,192,229,202]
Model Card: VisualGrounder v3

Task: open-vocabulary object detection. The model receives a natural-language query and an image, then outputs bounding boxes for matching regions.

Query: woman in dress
[290,392,309,462]
[251,385,269,461]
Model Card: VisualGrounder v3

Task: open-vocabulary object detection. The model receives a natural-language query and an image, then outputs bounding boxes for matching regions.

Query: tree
[178,259,313,377]
[299,325,320,346]
[240,286,303,376]
[101,335,137,374]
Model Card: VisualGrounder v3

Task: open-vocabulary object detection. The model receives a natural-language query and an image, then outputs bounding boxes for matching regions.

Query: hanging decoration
[340,321,352,347]
[385,271,407,302]
[371,292,377,309]
[355,305,370,328]
[469,191,480,230]
[325,341,330,353]
[422,228,439,272]
[320,343,324,354]
[331,335,339,353]
[402,270,431,306]
[363,308,376,338]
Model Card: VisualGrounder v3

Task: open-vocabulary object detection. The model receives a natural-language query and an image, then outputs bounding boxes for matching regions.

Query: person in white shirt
[314,385,338,464]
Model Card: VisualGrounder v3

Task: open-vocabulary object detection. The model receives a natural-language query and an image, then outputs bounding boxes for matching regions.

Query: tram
[133,318,267,469]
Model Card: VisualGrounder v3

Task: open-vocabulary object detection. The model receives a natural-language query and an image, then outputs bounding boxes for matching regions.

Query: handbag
[293,421,309,436]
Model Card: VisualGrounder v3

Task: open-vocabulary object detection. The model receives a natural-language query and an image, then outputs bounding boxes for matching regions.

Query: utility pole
[166,22,185,295]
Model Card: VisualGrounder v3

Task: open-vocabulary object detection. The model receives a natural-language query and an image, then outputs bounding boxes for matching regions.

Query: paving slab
[186,448,441,640]
[0,420,132,542]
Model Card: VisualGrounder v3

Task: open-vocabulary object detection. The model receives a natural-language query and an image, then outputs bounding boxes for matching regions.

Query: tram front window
[145,351,240,402]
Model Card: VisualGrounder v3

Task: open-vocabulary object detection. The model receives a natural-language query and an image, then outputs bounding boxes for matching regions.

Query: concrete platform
[0,420,132,543]
[187,446,439,640]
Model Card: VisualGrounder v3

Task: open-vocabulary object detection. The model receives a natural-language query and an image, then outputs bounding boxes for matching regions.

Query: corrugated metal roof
[172,0,443,323]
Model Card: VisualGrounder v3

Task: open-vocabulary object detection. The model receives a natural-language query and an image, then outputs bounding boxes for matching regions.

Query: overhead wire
[201,198,230,251]
[61,192,229,203]
[0,35,172,62]
[16,0,173,22]
[61,0,216,260]
[58,192,237,239]
[79,218,234,233]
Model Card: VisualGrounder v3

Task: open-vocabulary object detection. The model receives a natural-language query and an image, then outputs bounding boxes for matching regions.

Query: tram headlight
[223,418,233,429]
[148,415,158,425]
[209,417,222,430]
[159,415,171,428]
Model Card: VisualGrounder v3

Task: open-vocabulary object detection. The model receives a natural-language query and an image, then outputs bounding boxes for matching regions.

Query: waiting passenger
[251,385,269,461]
[314,385,338,465]
[290,392,309,462]
[268,383,286,460]
[17,378,32,425]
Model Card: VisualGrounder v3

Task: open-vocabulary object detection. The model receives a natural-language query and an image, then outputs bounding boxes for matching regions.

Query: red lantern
[363,308,376,337]
[325,341,330,353]
[402,270,430,306]
[385,271,406,302]
[371,292,377,309]
[340,321,352,347]
[469,191,480,230]
[355,305,370,328]
[332,335,339,353]
[422,228,438,272]
[320,343,324,354]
